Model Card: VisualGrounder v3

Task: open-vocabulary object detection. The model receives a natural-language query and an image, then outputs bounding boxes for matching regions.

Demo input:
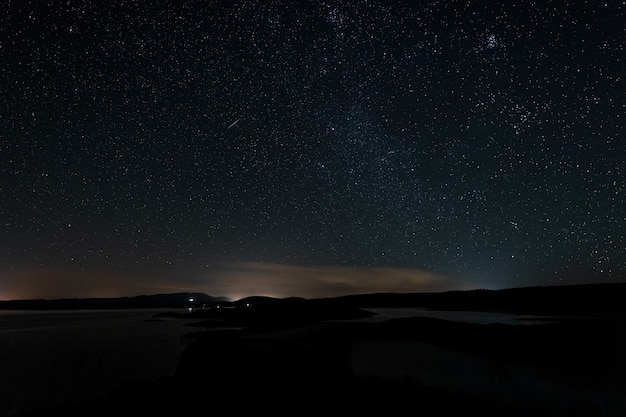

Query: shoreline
[30,312,626,417]
[6,286,626,417]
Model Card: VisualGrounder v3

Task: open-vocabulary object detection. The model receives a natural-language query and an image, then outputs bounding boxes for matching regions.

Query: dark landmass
[157,295,376,329]
[160,282,626,326]
[328,282,626,317]
[3,282,625,316]
[13,283,626,417]
[0,292,229,310]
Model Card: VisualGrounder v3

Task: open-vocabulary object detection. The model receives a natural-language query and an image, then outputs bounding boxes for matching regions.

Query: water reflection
[358,308,567,325]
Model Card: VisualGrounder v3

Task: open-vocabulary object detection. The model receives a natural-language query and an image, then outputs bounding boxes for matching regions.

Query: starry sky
[1,0,624,300]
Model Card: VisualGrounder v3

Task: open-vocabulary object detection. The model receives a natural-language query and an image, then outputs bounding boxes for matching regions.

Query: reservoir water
[358,307,566,325]
[0,309,200,416]
[0,307,587,416]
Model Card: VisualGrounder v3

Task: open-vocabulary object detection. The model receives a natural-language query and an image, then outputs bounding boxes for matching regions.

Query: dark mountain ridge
[2,282,625,316]
[0,292,230,310]
[327,282,626,316]
[209,282,626,318]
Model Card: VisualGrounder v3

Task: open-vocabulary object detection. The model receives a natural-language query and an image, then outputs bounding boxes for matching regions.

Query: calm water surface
[0,307,569,416]
[0,309,201,416]
[358,308,566,325]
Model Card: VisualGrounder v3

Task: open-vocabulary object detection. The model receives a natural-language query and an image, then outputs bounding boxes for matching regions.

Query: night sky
[1,0,624,300]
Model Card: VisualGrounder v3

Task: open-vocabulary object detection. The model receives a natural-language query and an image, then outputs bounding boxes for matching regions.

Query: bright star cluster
[1,0,624,299]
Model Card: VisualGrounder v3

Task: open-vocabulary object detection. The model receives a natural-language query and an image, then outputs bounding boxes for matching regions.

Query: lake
[357,307,567,325]
[0,309,201,416]
[0,307,577,416]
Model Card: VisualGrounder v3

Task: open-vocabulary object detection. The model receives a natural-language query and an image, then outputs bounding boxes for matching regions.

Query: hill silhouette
[3,282,626,317]
[326,282,626,317]
[178,282,626,326]
[0,292,229,310]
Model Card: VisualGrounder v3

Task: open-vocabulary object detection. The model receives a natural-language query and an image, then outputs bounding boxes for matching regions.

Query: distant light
[246,303,250,307]
[188,298,194,303]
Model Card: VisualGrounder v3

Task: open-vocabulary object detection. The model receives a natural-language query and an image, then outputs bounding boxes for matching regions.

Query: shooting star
[227,118,241,129]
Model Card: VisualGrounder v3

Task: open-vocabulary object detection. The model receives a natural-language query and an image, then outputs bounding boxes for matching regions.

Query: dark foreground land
[18,283,626,417]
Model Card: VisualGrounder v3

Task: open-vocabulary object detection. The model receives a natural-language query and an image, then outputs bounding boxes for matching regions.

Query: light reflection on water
[357,307,567,325]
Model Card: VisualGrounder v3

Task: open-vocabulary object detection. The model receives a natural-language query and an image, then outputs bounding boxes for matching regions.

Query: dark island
[13,283,626,417]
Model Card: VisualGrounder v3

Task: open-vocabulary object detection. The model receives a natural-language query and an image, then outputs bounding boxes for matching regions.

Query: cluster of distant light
[1,0,624,295]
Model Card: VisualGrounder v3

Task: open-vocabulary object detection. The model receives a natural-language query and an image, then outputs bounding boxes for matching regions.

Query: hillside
[2,282,625,317]
[326,282,626,317]
[0,292,229,310]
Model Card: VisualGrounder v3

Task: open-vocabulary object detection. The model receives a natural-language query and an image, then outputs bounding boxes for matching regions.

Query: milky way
[1,1,624,299]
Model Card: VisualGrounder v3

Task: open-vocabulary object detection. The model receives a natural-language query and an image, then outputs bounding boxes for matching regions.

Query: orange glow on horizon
[0,262,471,301]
